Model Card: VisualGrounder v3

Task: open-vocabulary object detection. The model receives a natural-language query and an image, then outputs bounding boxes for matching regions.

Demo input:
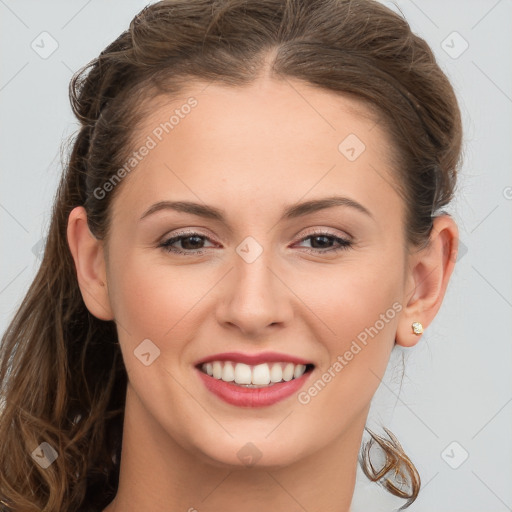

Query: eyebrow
[139,195,373,223]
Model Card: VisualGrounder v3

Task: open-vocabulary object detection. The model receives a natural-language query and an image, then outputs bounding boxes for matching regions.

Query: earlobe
[395,215,459,348]
[66,206,114,321]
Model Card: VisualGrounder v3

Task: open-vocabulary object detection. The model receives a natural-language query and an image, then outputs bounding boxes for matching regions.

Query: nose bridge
[218,236,291,334]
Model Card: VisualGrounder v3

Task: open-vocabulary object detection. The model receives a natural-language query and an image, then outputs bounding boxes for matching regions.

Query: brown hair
[0,0,462,510]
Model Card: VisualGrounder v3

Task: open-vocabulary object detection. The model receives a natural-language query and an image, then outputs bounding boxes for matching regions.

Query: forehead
[110,78,401,226]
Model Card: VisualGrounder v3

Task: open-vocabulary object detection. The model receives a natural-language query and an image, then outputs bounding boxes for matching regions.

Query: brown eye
[158,230,352,256]
[295,232,352,254]
[159,233,215,255]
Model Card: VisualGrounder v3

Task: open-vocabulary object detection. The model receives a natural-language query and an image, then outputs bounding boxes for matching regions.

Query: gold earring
[411,321,423,335]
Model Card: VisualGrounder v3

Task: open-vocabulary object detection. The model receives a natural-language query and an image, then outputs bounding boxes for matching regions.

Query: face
[102,77,410,468]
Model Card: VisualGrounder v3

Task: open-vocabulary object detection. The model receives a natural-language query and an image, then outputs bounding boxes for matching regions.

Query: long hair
[0,0,462,510]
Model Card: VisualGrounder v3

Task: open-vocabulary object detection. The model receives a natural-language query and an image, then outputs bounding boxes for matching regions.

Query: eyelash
[158,230,352,256]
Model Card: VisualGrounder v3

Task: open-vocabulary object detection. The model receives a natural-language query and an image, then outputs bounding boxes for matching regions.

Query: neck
[104,384,367,512]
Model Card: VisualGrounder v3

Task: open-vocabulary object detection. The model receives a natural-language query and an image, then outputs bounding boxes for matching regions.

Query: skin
[67,75,458,512]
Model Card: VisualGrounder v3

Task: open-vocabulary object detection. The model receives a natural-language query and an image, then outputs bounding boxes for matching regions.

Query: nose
[216,252,294,338]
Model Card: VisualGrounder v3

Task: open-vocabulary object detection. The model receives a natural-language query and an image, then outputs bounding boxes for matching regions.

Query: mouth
[194,353,315,407]
[196,360,315,387]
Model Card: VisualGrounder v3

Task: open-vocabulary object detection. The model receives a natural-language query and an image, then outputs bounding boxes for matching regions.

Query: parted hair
[0,0,462,510]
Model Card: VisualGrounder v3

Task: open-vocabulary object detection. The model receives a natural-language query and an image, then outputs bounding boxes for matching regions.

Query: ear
[396,215,459,347]
[67,206,114,321]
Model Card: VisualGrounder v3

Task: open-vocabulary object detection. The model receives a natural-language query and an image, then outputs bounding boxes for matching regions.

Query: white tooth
[270,363,283,383]
[212,361,223,379]
[234,363,252,384]
[206,362,213,376]
[293,364,306,378]
[222,361,235,382]
[282,362,294,381]
[252,363,271,385]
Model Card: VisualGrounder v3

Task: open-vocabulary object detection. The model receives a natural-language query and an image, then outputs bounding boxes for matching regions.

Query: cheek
[105,252,212,414]
[296,253,403,397]
[297,251,403,345]
[335,268,401,350]
[108,250,213,338]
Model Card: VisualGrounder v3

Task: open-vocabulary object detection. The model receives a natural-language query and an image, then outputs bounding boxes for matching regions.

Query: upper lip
[194,351,313,367]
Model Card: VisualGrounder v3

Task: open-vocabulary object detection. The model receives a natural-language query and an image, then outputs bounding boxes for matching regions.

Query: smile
[199,361,313,387]
[194,352,315,407]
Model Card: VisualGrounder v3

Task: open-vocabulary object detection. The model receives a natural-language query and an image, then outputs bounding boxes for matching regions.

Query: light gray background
[1,1,511,511]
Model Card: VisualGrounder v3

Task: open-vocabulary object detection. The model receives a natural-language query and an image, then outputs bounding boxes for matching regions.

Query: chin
[185,430,312,470]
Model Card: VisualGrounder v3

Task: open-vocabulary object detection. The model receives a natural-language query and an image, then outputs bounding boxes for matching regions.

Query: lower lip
[196,367,313,408]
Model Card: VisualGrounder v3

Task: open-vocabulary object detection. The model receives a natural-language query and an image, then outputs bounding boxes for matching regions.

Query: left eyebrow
[139,195,374,223]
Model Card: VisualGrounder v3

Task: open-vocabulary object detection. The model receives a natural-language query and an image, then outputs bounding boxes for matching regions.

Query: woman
[0,0,462,510]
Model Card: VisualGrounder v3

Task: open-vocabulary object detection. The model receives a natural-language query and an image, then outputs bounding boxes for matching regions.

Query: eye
[293,231,352,254]
[158,232,215,255]
[158,230,352,256]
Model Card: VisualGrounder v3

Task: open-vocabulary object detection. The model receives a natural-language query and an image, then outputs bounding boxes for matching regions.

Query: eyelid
[159,226,352,246]
[158,227,354,257]
[159,228,220,245]
[294,226,353,242]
